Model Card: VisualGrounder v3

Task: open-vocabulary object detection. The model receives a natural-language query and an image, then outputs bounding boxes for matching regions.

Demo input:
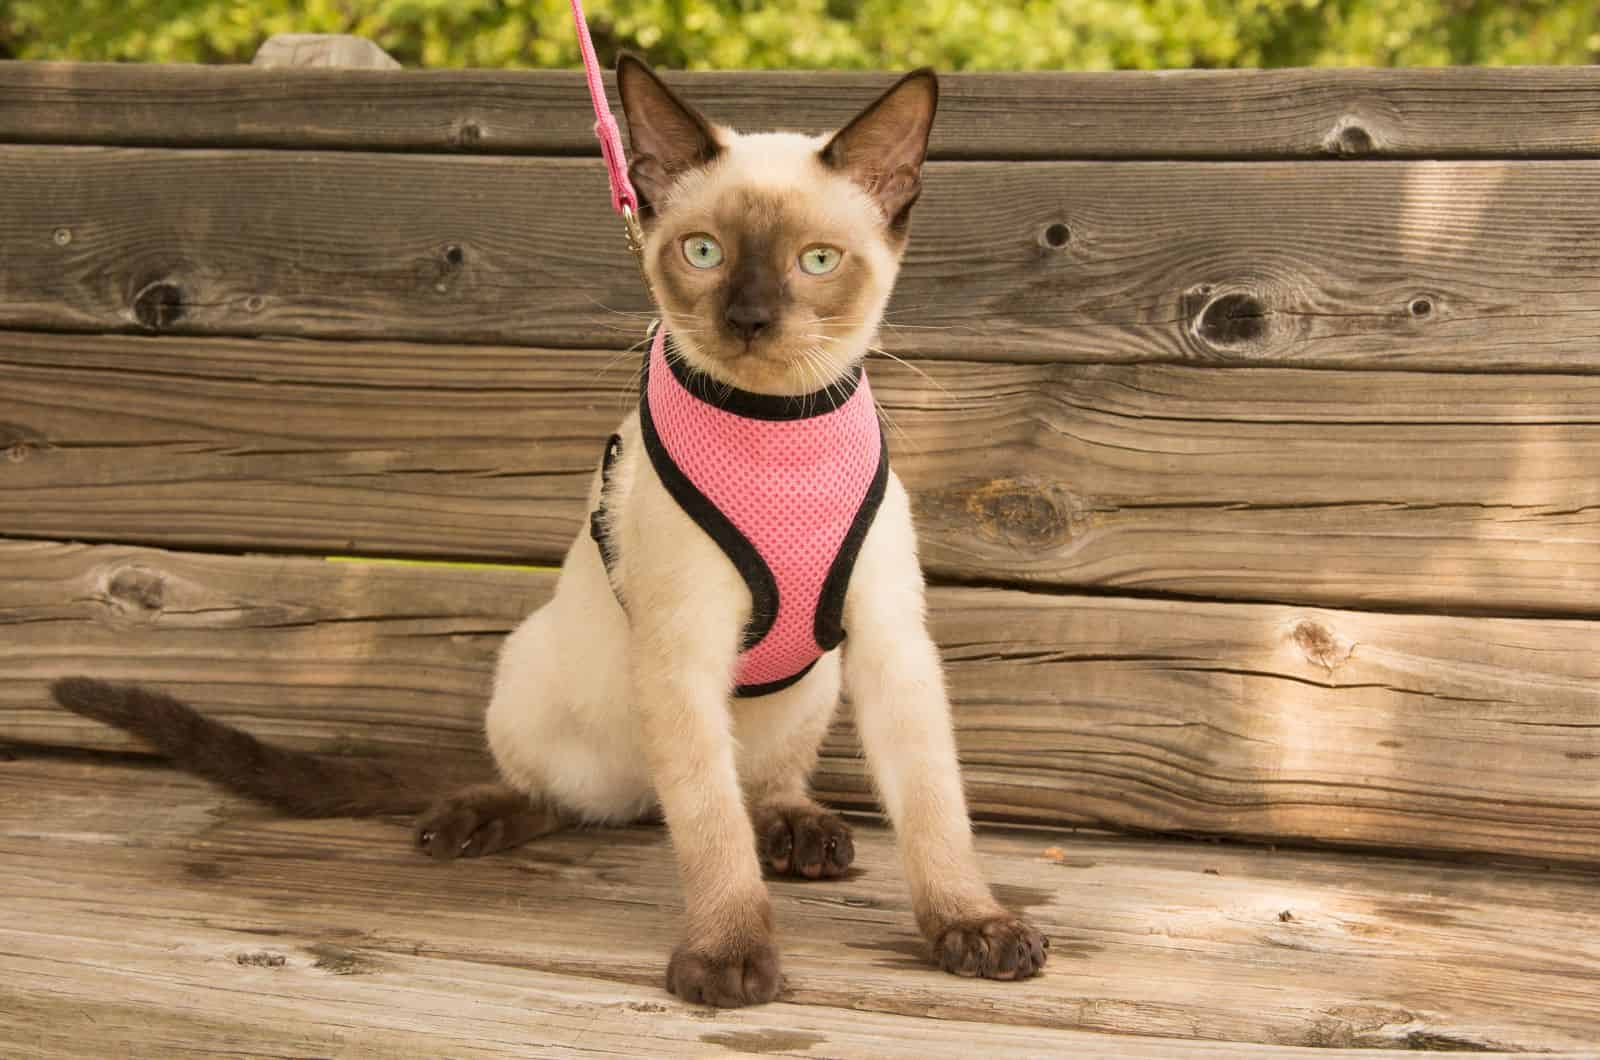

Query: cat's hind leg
[415,783,564,860]
[479,533,657,836]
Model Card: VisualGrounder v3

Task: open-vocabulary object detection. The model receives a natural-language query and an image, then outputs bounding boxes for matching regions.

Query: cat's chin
[679,339,862,399]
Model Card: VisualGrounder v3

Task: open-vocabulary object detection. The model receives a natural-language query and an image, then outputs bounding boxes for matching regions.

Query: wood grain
[5,941,1411,1060]
[6,63,1600,161]
[6,330,1599,615]
[5,147,1600,370]
[3,755,1597,1052]
[4,540,1597,864]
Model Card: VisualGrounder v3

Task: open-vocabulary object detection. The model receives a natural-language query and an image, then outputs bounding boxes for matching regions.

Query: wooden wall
[2,60,1598,865]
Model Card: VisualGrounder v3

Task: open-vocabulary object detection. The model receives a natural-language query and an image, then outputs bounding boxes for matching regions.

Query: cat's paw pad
[934,915,1048,980]
[665,939,783,1007]
[758,806,854,879]
[414,785,553,860]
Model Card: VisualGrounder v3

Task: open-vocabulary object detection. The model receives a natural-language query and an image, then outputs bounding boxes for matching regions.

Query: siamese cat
[53,55,1047,1007]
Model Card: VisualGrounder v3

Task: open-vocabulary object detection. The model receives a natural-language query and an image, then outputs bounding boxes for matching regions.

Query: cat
[52,54,1047,1007]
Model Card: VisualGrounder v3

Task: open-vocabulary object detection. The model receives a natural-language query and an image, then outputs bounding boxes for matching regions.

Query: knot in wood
[455,120,483,147]
[1,422,49,463]
[964,478,1081,548]
[1291,619,1351,673]
[1324,118,1375,158]
[1196,292,1267,348]
[106,566,166,614]
[424,245,467,295]
[133,282,186,331]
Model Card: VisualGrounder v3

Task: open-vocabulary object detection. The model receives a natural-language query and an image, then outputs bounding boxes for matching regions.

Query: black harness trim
[661,335,864,419]
[814,428,889,652]
[589,433,626,600]
[639,372,782,666]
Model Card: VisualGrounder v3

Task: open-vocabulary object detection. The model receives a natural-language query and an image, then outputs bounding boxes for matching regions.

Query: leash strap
[570,0,650,287]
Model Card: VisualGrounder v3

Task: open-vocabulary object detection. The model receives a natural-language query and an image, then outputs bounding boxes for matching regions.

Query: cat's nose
[725,303,774,341]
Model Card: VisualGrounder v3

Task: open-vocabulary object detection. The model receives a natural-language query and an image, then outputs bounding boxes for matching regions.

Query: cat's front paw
[755,803,854,879]
[934,914,1048,981]
[665,938,783,1007]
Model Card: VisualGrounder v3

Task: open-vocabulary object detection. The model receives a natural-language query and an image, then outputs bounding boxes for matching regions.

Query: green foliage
[4,0,1599,68]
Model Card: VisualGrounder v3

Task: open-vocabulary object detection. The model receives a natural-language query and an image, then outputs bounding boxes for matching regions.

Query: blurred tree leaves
[3,0,1598,68]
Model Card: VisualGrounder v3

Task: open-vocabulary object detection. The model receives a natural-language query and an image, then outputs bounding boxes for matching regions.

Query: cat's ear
[616,53,721,214]
[820,68,939,232]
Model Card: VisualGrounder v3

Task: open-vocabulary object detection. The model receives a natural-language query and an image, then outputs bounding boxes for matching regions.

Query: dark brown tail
[51,677,442,817]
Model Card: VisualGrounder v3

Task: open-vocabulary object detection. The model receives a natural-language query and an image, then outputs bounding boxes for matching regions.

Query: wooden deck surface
[3,752,1598,1057]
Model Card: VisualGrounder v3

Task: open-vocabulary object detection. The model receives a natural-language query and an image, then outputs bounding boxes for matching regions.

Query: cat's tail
[51,677,445,817]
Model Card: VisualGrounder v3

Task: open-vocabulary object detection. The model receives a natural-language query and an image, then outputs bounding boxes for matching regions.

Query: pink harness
[594,329,887,696]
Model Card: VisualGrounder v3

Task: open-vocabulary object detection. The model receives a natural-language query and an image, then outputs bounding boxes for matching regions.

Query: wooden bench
[2,38,1598,1056]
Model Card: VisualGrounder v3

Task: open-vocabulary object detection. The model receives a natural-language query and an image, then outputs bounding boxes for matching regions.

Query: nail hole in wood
[1041,222,1072,250]
[1196,292,1267,346]
[444,244,465,267]
[1409,297,1433,318]
[456,120,482,147]
[133,282,186,331]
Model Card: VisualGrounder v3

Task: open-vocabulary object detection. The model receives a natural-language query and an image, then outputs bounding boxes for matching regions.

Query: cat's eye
[799,245,843,276]
[682,234,724,269]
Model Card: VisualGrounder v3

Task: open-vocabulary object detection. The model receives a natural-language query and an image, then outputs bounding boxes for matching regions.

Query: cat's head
[617,55,938,396]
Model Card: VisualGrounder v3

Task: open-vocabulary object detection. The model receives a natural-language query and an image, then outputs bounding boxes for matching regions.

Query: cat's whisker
[797,347,832,417]
[806,333,955,403]
[865,346,954,401]
[581,294,658,323]
[874,397,915,452]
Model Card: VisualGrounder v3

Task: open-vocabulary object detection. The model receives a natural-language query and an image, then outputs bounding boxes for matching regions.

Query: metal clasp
[621,202,652,298]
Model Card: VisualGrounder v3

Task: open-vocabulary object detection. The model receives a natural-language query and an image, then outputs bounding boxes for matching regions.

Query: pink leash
[570,0,650,290]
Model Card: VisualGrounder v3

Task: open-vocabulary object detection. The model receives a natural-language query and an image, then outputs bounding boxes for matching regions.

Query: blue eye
[799,245,842,275]
[683,234,724,269]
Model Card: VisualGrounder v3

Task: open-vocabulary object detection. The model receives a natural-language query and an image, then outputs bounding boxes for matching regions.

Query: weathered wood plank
[5,944,1419,1060]
[6,63,1600,161]
[5,330,1599,615]
[4,541,1598,864]
[4,147,1600,370]
[2,756,1596,1052]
